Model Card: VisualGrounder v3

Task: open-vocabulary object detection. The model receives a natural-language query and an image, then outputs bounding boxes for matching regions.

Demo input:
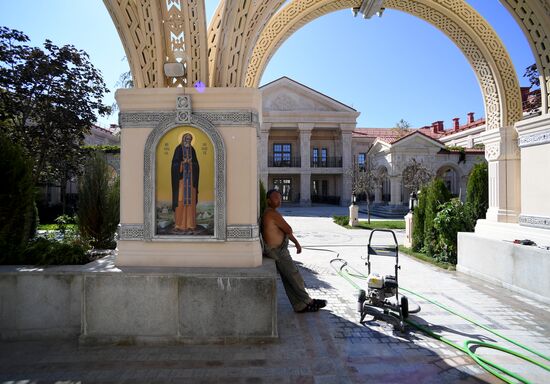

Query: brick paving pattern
[1,207,549,383]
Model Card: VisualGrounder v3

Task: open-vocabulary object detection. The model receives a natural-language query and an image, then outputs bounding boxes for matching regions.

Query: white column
[300,173,311,206]
[341,128,354,206]
[390,176,403,205]
[259,124,270,190]
[481,126,521,223]
[298,123,313,206]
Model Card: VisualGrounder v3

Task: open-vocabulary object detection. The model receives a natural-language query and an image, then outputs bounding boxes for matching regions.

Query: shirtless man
[261,189,326,313]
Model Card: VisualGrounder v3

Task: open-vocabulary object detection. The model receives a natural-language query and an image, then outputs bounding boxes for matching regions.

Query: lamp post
[409,191,417,213]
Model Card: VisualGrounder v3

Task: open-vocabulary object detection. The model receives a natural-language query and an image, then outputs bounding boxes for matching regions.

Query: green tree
[0,27,110,187]
[0,132,35,263]
[77,153,119,249]
[466,162,488,223]
[412,185,427,252]
[423,178,451,256]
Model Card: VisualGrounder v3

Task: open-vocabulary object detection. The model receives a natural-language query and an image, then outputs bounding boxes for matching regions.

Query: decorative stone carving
[176,95,191,110]
[227,225,260,240]
[518,129,550,148]
[176,110,191,124]
[519,215,550,230]
[120,111,260,129]
[119,224,145,240]
[485,143,501,161]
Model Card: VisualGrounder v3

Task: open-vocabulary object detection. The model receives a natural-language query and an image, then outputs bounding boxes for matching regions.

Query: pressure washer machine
[357,229,409,331]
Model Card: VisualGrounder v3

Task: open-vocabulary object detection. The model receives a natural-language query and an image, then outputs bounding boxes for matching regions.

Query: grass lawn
[399,245,456,270]
[332,216,405,230]
[357,220,405,230]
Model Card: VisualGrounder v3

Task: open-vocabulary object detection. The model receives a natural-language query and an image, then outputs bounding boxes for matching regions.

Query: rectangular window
[273,143,291,166]
[312,147,318,166]
[357,153,366,166]
[321,148,327,166]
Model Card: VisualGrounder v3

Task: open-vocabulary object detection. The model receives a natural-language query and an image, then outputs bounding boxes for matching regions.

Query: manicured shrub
[466,162,488,223]
[0,132,35,263]
[433,198,474,264]
[411,185,428,252]
[77,152,120,249]
[423,178,451,256]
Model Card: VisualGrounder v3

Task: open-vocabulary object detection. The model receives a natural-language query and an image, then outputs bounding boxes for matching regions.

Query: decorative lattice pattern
[501,0,550,115]
[244,0,522,128]
[244,0,360,88]
[207,2,225,86]
[104,0,160,88]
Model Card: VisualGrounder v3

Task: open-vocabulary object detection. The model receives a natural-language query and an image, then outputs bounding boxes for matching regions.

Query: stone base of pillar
[349,204,359,227]
[404,212,413,248]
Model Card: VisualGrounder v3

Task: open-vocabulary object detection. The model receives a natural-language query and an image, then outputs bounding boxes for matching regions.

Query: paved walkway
[1,208,549,383]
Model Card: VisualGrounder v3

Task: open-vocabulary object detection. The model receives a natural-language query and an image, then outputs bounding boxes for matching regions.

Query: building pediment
[391,131,445,150]
[260,77,355,113]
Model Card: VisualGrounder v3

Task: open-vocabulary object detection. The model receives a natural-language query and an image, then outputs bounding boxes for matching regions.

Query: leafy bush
[0,133,36,264]
[333,215,350,226]
[23,237,90,265]
[77,152,119,249]
[466,162,488,223]
[433,199,474,264]
[423,178,451,256]
[412,185,428,252]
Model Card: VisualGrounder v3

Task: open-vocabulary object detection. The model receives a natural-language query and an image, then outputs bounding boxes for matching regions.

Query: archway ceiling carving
[103,0,549,124]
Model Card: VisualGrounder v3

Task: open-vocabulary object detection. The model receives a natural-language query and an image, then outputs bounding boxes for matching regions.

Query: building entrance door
[273,178,292,201]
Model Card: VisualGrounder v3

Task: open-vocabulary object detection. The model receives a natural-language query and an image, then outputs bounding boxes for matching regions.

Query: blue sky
[0,1,534,129]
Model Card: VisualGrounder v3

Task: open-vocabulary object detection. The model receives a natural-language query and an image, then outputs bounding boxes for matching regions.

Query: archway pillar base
[480,126,521,224]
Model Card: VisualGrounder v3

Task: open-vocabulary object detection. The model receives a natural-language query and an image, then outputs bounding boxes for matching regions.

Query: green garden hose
[328,257,550,384]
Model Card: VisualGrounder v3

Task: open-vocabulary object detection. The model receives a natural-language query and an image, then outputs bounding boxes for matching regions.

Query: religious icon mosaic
[155,126,215,236]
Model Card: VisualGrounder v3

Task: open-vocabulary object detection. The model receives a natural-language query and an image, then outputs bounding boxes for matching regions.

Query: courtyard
[1,208,548,384]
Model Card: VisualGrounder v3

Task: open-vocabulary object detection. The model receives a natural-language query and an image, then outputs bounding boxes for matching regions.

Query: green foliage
[23,237,89,265]
[259,180,267,218]
[412,185,428,252]
[333,215,350,226]
[422,178,451,256]
[0,132,36,263]
[77,153,120,249]
[466,162,488,222]
[433,199,474,264]
[399,245,455,270]
[0,26,110,185]
[445,145,465,152]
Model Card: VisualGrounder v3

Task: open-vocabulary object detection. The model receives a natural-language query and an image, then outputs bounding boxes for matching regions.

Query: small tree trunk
[367,200,371,224]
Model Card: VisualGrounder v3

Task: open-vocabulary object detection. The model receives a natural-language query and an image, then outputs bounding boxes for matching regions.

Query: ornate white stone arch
[103,0,209,88]
[244,0,523,129]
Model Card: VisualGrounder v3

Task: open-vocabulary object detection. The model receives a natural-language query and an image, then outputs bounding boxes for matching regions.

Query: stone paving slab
[1,209,549,383]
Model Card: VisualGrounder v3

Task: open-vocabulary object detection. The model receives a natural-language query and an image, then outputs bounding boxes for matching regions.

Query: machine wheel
[401,296,409,319]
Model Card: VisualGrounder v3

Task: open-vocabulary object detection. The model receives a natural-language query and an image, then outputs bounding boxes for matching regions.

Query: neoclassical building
[259,77,485,206]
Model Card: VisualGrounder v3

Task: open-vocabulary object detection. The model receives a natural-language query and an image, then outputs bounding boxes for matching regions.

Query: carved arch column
[103,0,209,88]
[500,0,550,114]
